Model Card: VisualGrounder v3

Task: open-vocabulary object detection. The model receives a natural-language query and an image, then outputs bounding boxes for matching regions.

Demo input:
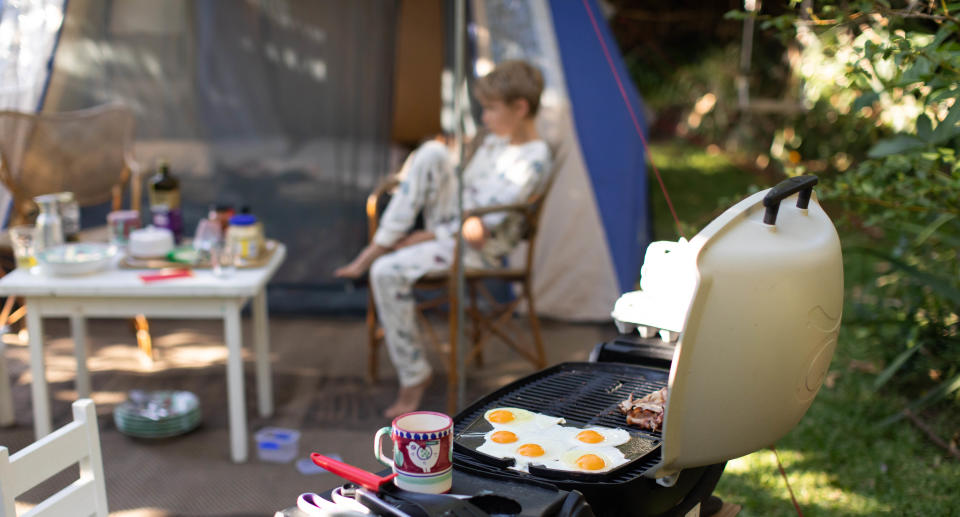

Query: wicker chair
[0,102,140,227]
[365,145,555,414]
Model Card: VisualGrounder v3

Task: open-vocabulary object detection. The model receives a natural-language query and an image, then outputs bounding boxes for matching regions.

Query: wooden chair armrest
[366,176,402,242]
[125,152,143,212]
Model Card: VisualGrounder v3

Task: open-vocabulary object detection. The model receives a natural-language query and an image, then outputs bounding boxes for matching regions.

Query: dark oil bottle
[148,161,181,210]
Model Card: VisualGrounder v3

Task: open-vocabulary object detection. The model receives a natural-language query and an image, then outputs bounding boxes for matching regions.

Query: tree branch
[903,409,960,461]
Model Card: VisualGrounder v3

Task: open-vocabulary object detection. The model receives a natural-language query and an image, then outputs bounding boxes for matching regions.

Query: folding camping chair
[364,143,556,414]
[0,399,109,517]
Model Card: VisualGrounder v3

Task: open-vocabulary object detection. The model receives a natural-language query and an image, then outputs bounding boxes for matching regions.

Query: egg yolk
[576,430,605,444]
[576,454,606,471]
[491,431,518,444]
[517,443,545,457]
[488,410,515,424]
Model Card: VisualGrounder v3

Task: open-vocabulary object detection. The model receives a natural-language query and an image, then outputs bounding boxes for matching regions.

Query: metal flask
[33,194,65,253]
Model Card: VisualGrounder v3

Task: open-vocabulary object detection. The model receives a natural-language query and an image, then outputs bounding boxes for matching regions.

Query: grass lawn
[646,139,960,516]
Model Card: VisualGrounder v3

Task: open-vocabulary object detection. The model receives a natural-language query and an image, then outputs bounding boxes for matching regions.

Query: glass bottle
[148,161,183,241]
[148,160,181,210]
[33,194,64,253]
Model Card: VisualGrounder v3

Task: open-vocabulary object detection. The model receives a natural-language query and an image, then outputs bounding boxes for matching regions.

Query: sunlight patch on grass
[646,140,757,241]
[719,450,890,516]
[648,141,738,176]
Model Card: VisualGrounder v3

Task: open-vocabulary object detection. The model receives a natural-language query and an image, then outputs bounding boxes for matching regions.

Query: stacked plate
[114,390,201,439]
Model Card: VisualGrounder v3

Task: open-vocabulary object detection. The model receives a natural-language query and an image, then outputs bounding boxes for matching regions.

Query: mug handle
[373,427,394,468]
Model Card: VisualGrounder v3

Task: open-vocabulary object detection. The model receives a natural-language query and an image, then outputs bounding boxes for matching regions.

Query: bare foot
[383,375,433,419]
[334,243,389,279]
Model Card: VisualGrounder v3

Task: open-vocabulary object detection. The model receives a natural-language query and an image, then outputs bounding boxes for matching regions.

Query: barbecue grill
[309,175,843,516]
[449,175,843,516]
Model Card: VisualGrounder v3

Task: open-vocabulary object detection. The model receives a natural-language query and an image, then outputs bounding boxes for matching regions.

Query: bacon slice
[618,388,668,432]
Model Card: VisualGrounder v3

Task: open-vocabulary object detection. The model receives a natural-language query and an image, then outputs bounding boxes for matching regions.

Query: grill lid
[617,176,844,476]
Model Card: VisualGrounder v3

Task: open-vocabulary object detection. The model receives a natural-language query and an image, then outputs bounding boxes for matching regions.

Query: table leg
[253,289,273,418]
[0,341,14,426]
[224,301,248,463]
[26,301,51,437]
[70,312,91,398]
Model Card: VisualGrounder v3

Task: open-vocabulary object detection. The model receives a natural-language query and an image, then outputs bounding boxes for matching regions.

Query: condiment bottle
[148,161,183,242]
[148,160,181,210]
[226,214,261,260]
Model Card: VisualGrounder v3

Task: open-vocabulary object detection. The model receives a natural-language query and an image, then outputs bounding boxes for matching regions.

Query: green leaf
[879,372,960,427]
[916,114,933,141]
[872,339,920,391]
[928,22,956,50]
[928,87,960,104]
[853,91,879,112]
[848,247,960,305]
[931,102,960,144]
[913,213,956,246]
[867,135,925,158]
[723,10,751,20]
[898,56,934,85]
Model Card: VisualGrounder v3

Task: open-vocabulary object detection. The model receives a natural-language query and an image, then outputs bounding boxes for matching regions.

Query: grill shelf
[453,362,669,485]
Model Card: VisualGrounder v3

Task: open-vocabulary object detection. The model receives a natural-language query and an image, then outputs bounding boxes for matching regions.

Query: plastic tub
[255,427,301,463]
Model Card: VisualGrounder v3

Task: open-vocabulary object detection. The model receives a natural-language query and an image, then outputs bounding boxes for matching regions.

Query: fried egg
[483,407,563,431]
[569,426,631,447]
[475,429,524,460]
[509,440,562,471]
[557,446,629,473]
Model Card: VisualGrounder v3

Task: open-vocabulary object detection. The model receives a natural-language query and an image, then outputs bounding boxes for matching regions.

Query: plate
[114,390,202,439]
[37,243,117,276]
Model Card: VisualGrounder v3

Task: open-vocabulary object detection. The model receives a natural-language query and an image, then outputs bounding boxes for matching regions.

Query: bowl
[37,243,117,276]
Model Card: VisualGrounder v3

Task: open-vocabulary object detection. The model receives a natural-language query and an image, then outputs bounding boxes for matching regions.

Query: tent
[0,0,651,321]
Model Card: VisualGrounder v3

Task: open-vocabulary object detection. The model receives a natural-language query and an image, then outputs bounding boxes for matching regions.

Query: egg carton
[611,239,696,343]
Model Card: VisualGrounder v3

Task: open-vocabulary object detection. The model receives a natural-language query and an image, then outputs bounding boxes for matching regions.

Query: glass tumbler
[9,225,37,270]
[211,240,237,278]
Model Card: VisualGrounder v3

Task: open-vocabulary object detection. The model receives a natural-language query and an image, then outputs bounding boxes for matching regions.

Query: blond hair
[474,60,544,118]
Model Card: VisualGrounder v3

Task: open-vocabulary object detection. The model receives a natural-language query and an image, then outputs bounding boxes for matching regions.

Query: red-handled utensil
[310,452,397,491]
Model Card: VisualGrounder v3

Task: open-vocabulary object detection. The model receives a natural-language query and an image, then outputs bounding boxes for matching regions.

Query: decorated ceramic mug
[374,411,453,494]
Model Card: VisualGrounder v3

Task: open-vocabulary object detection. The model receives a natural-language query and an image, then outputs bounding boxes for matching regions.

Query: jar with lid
[225,214,262,261]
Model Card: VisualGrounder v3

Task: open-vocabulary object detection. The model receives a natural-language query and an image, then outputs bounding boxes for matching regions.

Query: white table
[0,244,286,462]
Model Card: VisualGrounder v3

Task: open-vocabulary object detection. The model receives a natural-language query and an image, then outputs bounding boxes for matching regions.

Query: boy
[335,60,552,418]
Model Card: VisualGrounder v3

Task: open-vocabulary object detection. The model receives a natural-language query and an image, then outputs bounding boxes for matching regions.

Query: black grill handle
[762,175,819,225]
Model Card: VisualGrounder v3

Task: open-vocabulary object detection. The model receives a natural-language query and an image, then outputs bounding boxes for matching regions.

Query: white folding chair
[0,399,108,517]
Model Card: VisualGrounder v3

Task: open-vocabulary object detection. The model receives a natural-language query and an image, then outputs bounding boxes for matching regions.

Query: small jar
[226,214,261,260]
[107,210,141,246]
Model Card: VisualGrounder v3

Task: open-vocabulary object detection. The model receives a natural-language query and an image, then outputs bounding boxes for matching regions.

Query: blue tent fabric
[547,0,651,293]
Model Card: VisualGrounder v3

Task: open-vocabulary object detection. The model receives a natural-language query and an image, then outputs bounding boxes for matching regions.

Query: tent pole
[454,0,467,412]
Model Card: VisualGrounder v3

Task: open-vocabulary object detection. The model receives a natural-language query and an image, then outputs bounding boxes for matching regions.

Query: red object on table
[138,269,193,283]
[310,452,397,491]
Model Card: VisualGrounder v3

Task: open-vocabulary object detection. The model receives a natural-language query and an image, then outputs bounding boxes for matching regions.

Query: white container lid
[128,226,174,258]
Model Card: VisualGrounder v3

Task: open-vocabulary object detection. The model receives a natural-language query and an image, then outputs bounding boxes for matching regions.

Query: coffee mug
[374,411,453,494]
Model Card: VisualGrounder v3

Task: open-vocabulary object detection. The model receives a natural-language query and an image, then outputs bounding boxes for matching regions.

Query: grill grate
[453,362,669,484]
